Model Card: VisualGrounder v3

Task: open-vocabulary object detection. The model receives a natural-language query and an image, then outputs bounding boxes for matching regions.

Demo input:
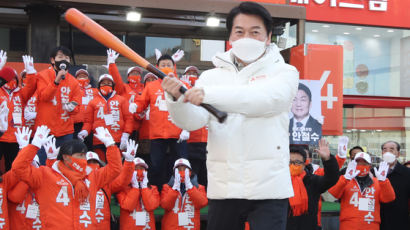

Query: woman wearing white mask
[161,2,299,230]
[379,141,410,230]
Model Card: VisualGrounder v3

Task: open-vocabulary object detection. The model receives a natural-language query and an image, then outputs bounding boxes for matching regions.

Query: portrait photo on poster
[289,80,322,146]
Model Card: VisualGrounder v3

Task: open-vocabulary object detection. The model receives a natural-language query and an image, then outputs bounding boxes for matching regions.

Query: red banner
[290,44,344,135]
[289,0,410,29]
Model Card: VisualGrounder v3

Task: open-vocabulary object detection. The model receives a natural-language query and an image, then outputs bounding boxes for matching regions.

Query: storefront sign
[290,44,344,135]
[289,0,410,29]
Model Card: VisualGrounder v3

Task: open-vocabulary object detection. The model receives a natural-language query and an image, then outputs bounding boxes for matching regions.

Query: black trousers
[207,198,288,230]
[0,142,20,172]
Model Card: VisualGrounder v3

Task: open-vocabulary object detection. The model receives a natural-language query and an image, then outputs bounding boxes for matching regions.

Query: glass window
[306,22,410,97]
[323,107,408,166]
[0,27,27,52]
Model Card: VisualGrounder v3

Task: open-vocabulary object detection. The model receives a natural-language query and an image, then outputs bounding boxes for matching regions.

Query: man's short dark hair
[50,46,72,59]
[57,139,87,161]
[226,1,273,36]
[349,146,364,156]
[381,141,401,151]
[157,54,175,66]
[290,145,307,162]
[298,83,312,102]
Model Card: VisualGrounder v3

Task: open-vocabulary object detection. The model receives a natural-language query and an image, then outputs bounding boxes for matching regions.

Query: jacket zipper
[215,56,239,73]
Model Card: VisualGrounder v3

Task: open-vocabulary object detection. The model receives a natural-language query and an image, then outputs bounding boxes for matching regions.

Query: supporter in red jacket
[134,54,189,189]
[73,69,98,150]
[160,158,208,230]
[328,152,396,230]
[78,74,133,162]
[117,157,160,230]
[0,54,38,170]
[12,125,122,230]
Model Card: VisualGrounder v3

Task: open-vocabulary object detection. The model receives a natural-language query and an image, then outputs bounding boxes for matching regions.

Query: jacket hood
[211,43,284,72]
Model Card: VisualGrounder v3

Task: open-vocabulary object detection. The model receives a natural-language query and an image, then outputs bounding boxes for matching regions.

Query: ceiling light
[376,129,383,132]
[387,29,394,33]
[206,16,220,27]
[355,27,362,30]
[374,34,380,38]
[126,11,141,22]
[312,29,319,32]
[344,32,350,35]
[360,129,366,132]
[322,25,330,28]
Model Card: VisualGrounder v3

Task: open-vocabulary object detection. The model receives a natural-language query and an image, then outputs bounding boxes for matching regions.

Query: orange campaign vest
[0,171,20,230]
[0,87,26,143]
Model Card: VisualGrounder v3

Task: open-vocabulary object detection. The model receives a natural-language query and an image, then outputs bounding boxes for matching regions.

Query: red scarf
[289,170,308,216]
[58,161,89,203]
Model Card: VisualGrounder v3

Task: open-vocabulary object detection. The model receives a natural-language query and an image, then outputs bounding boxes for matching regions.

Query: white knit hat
[173,158,191,170]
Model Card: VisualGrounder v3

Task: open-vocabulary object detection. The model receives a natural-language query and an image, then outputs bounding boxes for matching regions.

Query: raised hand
[107,49,119,65]
[94,127,115,147]
[31,125,52,149]
[44,137,60,160]
[374,161,389,181]
[315,138,331,161]
[122,139,138,162]
[344,161,360,180]
[172,168,181,191]
[22,55,36,74]
[15,127,32,149]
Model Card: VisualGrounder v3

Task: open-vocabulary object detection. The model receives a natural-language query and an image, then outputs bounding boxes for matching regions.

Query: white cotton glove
[344,161,360,180]
[77,130,88,141]
[15,127,32,149]
[129,103,138,114]
[337,136,349,159]
[43,137,60,160]
[131,171,139,188]
[177,130,190,143]
[31,125,51,149]
[120,133,130,150]
[184,168,193,190]
[180,75,190,85]
[94,127,115,147]
[171,49,184,62]
[374,161,389,181]
[0,101,9,132]
[62,102,76,112]
[107,49,119,65]
[141,171,148,189]
[172,169,181,191]
[0,50,7,70]
[22,55,36,74]
[122,139,137,162]
[24,106,37,121]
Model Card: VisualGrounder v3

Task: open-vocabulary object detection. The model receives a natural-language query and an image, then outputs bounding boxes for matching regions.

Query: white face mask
[382,152,396,164]
[231,38,267,63]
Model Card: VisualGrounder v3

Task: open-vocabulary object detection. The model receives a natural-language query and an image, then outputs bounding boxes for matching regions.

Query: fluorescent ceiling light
[374,34,380,37]
[322,25,330,28]
[312,29,319,32]
[206,16,220,27]
[343,32,350,35]
[126,11,141,22]
[355,27,362,30]
[387,29,394,33]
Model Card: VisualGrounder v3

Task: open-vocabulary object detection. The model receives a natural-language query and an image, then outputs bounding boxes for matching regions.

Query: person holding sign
[79,74,133,162]
[160,158,207,230]
[328,152,395,230]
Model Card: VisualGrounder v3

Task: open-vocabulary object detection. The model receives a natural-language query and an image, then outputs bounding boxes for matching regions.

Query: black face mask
[54,60,71,71]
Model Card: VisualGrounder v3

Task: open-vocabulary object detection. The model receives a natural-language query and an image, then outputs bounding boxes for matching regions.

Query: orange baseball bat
[65,8,227,123]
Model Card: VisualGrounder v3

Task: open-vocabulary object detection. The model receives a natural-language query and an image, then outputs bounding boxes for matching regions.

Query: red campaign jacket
[160,184,208,230]
[12,144,122,230]
[0,87,26,143]
[117,185,160,230]
[187,126,208,143]
[82,92,133,146]
[109,63,143,132]
[0,171,20,230]
[8,181,41,230]
[135,80,188,140]
[91,161,135,230]
[328,176,396,230]
[72,86,99,124]
[35,68,81,137]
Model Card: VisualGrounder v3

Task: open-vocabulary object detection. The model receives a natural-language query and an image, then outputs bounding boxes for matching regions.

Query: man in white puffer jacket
[162,2,299,230]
